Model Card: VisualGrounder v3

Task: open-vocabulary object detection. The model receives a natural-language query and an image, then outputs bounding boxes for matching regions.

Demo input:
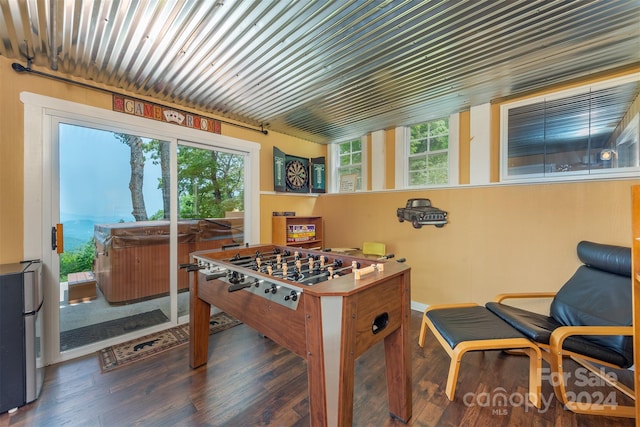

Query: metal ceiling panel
[1,0,639,144]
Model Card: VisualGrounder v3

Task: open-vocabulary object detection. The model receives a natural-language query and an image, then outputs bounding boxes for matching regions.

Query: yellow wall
[0,55,324,262]
[259,194,320,244]
[316,179,638,306]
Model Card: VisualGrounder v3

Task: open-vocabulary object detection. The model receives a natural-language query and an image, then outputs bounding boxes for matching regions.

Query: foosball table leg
[189,271,211,369]
[304,294,359,427]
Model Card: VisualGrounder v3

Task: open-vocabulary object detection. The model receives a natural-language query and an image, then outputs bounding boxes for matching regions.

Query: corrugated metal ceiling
[1,0,639,144]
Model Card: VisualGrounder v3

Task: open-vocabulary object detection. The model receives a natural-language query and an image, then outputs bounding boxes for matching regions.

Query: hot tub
[93,218,242,303]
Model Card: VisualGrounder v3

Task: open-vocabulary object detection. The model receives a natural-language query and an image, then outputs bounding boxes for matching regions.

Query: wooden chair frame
[496,293,636,418]
[418,303,542,408]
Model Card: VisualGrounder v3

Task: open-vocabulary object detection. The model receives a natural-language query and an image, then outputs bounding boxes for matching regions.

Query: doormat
[97,312,241,372]
[61,309,169,351]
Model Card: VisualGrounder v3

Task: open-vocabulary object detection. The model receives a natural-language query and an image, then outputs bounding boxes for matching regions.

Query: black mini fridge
[0,261,44,413]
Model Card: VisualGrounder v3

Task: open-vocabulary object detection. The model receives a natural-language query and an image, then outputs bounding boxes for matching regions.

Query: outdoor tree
[146,139,171,219]
[114,135,245,220]
[409,119,449,185]
[177,146,244,218]
[115,133,148,221]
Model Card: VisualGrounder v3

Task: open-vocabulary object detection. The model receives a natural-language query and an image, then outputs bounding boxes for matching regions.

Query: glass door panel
[58,123,172,351]
[176,143,246,319]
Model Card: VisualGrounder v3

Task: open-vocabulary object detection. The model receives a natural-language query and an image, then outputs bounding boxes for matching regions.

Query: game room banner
[273,147,325,194]
[112,94,221,134]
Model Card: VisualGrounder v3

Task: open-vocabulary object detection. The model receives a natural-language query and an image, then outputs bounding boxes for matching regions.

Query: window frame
[396,116,457,189]
[331,136,367,192]
[500,73,640,183]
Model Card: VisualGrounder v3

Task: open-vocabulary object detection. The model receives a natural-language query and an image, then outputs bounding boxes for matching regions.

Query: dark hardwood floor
[1,311,635,426]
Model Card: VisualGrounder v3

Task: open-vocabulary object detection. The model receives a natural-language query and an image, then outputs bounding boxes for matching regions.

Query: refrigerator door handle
[51,226,57,251]
[23,310,44,403]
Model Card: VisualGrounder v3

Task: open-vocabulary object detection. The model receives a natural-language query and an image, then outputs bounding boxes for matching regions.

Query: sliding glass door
[53,125,248,354]
[57,123,172,352]
[22,92,259,364]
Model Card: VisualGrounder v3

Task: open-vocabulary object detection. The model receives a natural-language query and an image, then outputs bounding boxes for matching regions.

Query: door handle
[52,223,64,253]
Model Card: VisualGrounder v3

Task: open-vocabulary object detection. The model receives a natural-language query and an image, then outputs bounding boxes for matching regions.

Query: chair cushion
[577,240,631,277]
[487,241,634,369]
[549,265,633,367]
[485,301,560,343]
[562,333,633,368]
[550,266,632,329]
[486,301,633,368]
[427,305,526,349]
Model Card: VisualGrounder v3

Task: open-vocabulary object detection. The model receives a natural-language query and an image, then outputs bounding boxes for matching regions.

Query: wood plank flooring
[0,311,635,426]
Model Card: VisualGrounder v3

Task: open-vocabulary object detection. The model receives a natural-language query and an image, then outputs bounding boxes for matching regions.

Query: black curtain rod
[11,62,268,135]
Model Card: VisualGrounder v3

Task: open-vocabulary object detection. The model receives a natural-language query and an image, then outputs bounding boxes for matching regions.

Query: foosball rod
[216,247,286,264]
[229,249,301,268]
[295,254,399,283]
[256,257,329,278]
[238,252,330,272]
[255,255,342,280]
[297,260,360,284]
[271,254,339,275]
[283,253,392,277]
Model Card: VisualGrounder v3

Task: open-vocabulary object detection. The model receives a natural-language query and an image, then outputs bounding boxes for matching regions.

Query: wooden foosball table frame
[188,244,412,426]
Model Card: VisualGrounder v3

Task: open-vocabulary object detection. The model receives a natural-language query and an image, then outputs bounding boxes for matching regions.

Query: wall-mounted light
[600,149,617,161]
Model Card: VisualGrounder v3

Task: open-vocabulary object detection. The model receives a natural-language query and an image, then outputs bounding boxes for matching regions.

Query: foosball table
[187,244,412,426]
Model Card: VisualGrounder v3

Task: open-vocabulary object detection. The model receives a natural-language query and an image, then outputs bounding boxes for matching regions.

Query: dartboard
[285,159,309,192]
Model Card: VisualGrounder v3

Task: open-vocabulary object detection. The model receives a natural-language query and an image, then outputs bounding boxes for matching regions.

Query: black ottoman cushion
[427,305,527,349]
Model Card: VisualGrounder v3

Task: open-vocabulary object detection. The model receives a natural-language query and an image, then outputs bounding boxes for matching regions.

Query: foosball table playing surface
[187,244,412,426]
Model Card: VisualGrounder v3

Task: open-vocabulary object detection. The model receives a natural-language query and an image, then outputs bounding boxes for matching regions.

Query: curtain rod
[11,62,268,135]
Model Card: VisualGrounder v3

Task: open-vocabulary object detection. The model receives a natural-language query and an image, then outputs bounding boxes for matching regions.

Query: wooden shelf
[272,216,323,249]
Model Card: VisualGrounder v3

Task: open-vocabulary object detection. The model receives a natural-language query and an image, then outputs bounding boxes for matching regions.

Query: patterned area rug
[97,312,241,372]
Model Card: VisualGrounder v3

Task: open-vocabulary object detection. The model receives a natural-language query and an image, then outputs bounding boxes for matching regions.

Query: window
[334,138,364,191]
[407,118,449,186]
[501,74,640,181]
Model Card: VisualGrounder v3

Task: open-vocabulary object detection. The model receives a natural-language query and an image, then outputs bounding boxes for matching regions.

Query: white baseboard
[410,301,428,313]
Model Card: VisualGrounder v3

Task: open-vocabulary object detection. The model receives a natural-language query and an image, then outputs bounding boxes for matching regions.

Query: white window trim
[371,130,385,190]
[330,135,367,192]
[394,126,406,188]
[500,72,640,183]
[470,104,490,185]
[448,113,460,186]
